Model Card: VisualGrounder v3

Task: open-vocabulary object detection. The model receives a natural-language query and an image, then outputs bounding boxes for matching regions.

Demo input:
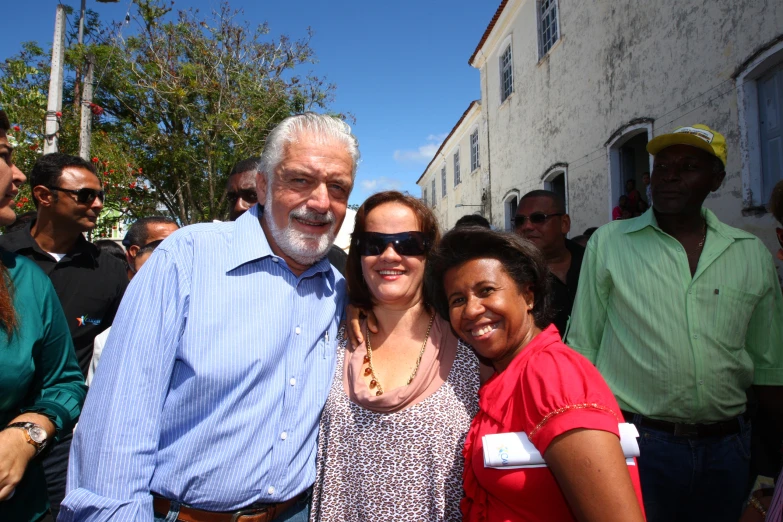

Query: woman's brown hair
[345,191,441,310]
[0,109,18,336]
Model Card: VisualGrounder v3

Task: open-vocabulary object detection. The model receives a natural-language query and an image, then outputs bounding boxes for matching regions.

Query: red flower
[129,182,137,189]
[12,125,20,132]
[137,168,143,174]
[92,157,99,163]
[121,197,130,202]
[16,202,24,208]
[21,197,28,203]
[90,103,104,116]
[29,143,38,151]
[55,111,62,118]
[109,169,115,174]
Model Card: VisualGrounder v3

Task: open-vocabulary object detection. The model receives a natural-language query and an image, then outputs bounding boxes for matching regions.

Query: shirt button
[280,432,288,440]
[290,377,296,386]
[295,326,301,335]
[693,334,699,339]
[272,258,279,263]
[698,380,704,385]
[267,486,275,495]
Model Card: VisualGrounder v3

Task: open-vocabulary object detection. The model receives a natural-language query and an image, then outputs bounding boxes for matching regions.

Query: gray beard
[263,190,337,267]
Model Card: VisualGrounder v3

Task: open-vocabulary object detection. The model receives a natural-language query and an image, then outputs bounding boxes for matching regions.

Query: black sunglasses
[357,231,430,256]
[514,212,564,227]
[226,189,258,204]
[48,186,105,204]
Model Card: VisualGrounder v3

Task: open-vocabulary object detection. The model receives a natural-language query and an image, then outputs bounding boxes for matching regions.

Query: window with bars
[431,178,437,207]
[441,167,447,197]
[470,130,480,171]
[538,0,560,58]
[500,44,513,102]
[453,151,461,187]
[423,188,427,206]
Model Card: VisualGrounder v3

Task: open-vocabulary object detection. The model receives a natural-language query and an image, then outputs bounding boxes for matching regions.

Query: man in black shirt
[0,152,127,519]
[513,190,584,336]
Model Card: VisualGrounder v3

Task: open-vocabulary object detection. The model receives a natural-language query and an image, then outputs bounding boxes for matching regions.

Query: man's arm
[564,240,610,362]
[746,254,783,431]
[59,247,188,522]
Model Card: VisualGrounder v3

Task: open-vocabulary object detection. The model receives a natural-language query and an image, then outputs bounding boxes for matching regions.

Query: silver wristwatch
[5,422,49,456]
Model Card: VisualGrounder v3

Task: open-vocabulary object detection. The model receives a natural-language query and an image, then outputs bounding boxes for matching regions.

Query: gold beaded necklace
[363,313,435,396]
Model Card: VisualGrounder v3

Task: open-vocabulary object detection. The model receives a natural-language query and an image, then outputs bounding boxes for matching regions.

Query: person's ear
[32,185,54,208]
[256,171,268,203]
[560,214,571,236]
[711,169,726,192]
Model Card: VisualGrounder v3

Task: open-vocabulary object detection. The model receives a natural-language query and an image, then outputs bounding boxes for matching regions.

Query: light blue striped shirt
[60,204,344,521]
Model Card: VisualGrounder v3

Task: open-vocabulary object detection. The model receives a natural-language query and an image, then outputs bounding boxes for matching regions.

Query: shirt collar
[3,219,96,263]
[624,207,757,241]
[226,204,337,289]
[478,324,563,423]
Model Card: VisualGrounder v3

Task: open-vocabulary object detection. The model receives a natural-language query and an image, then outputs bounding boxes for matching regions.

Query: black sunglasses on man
[48,186,105,204]
[514,212,564,227]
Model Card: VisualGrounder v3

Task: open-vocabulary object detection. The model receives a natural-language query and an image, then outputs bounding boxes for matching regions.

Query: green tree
[1,0,343,227]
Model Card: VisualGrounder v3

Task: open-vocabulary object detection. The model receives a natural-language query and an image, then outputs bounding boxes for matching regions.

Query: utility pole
[43,5,66,154]
[79,59,94,161]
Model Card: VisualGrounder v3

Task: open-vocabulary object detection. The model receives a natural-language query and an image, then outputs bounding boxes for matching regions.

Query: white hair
[258,112,360,180]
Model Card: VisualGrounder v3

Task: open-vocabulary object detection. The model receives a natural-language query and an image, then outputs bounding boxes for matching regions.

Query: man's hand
[0,427,37,501]
[346,303,378,347]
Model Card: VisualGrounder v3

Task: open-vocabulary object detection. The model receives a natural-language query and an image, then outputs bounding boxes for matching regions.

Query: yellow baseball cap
[647,124,727,167]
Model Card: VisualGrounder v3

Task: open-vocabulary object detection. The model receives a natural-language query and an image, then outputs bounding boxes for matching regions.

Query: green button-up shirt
[565,208,783,423]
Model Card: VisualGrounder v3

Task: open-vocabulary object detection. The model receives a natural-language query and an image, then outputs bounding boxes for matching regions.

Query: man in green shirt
[565,124,783,522]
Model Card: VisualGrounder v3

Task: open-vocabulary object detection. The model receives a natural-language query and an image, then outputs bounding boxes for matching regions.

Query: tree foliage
[1,0,342,227]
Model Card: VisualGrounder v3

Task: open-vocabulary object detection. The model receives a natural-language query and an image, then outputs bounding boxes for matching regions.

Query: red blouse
[461,325,645,522]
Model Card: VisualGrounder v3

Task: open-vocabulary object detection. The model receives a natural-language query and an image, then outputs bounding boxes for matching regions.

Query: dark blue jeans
[629,413,751,522]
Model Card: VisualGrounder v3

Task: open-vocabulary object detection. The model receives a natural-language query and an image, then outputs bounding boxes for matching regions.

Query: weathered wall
[474,0,783,270]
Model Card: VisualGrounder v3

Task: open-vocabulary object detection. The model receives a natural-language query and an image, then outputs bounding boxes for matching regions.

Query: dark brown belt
[152,492,305,522]
[621,410,748,439]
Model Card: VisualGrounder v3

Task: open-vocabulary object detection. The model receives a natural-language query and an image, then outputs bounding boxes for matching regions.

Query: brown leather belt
[621,410,748,439]
[152,492,305,522]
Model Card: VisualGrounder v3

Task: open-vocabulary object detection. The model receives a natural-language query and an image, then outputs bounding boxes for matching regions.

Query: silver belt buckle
[231,506,270,522]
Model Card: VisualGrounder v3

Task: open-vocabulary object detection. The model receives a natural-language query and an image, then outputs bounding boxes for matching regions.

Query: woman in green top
[0,110,88,522]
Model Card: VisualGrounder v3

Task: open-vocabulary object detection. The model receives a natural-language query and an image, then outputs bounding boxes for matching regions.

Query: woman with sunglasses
[309,191,480,521]
[0,110,87,522]
[428,226,645,522]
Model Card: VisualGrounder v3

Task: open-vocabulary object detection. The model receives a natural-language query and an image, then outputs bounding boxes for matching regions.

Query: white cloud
[392,133,447,165]
[360,177,403,192]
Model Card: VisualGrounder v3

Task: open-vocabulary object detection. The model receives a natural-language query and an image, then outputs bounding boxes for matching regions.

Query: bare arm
[346,303,378,347]
[0,413,56,500]
[545,428,645,522]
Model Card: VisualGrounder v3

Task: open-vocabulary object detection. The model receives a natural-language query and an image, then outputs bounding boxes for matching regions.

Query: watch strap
[5,422,47,455]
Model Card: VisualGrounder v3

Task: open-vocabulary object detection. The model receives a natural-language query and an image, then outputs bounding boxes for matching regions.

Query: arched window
[542,163,569,213]
[606,120,654,220]
[503,191,520,231]
[737,39,783,209]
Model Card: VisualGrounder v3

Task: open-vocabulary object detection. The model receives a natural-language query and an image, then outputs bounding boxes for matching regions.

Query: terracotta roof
[416,100,480,185]
[468,0,509,66]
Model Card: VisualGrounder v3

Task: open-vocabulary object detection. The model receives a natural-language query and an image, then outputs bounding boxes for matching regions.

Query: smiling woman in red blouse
[429,226,646,522]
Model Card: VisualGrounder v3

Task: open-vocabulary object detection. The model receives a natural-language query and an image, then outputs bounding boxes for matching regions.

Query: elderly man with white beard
[60,113,359,522]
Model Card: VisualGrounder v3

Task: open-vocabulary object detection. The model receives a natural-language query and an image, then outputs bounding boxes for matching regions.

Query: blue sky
[2,1,499,205]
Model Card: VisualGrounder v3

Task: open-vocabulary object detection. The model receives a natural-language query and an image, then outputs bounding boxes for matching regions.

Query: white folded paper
[482,423,640,469]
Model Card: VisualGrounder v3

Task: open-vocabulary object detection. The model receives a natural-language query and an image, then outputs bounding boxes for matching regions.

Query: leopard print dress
[310,332,480,522]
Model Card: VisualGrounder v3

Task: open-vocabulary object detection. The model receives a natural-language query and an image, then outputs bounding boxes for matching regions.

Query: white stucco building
[417,101,489,229]
[419,0,783,268]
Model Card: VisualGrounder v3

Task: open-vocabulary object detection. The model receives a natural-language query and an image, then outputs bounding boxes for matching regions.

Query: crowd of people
[0,109,782,522]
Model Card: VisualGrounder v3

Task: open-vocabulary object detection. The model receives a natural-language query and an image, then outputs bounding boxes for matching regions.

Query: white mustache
[290,207,334,225]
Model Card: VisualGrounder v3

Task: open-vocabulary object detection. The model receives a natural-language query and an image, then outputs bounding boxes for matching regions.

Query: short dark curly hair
[427,226,554,329]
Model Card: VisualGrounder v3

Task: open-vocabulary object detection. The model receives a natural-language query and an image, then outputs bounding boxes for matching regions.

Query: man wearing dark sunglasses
[0,152,128,519]
[226,156,261,221]
[513,190,584,337]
